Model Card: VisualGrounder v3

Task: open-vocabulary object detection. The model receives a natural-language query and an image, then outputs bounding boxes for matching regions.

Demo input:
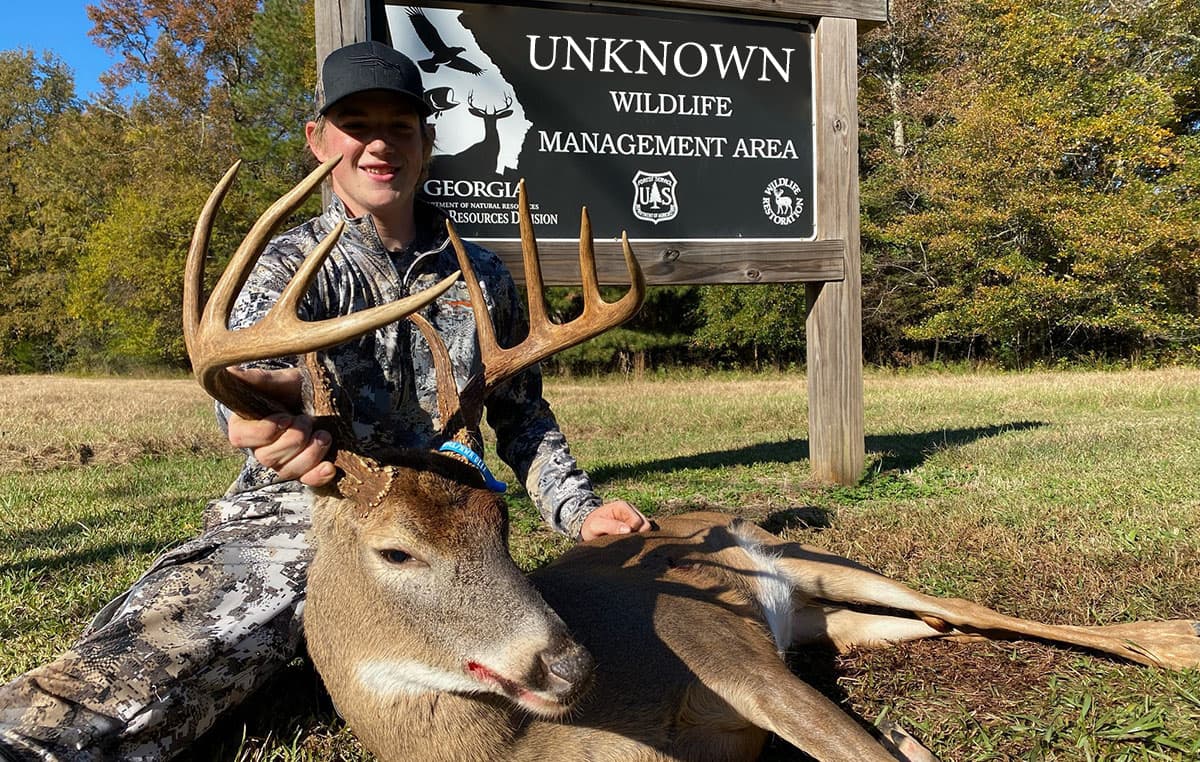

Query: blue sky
[4,0,119,98]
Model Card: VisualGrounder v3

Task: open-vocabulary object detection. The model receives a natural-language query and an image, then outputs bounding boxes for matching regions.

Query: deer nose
[540,640,595,701]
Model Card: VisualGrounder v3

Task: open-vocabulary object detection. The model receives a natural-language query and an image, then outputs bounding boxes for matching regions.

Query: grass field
[1,368,1198,760]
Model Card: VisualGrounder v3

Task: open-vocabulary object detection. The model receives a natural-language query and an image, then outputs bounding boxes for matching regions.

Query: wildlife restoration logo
[761,177,804,225]
[632,170,678,224]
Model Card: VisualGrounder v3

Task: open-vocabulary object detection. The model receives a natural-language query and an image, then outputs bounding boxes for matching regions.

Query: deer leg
[792,606,981,652]
[731,520,1200,670]
[676,650,904,762]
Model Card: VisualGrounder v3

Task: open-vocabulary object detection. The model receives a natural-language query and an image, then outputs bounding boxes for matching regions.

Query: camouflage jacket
[217,195,601,538]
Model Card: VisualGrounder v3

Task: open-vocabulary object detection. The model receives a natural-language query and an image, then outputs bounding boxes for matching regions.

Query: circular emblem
[761,178,804,226]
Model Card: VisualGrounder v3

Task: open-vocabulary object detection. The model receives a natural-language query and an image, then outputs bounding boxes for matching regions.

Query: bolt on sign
[386,2,815,243]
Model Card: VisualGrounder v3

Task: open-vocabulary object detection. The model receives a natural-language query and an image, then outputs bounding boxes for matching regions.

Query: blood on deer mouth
[465,660,576,716]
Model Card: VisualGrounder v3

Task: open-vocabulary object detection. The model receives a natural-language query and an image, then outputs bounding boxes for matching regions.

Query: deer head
[184,158,645,746]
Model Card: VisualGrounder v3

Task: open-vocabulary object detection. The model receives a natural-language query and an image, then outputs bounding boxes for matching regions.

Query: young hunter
[0,41,648,761]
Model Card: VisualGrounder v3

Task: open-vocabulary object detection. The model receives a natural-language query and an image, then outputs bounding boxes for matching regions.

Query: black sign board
[381,1,814,242]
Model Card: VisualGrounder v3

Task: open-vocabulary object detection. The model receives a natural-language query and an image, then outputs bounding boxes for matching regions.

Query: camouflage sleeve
[480,255,602,539]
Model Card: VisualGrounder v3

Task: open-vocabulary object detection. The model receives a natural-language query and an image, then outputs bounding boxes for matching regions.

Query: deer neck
[480,117,502,146]
[327,676,524,760]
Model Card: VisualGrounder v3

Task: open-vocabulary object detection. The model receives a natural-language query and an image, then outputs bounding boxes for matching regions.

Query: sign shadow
[588,421,1047,484]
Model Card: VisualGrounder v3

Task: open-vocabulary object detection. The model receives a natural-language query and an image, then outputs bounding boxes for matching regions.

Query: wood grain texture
[315,0,368,205]
[486,239,845,285]
[806,16,865,485]
[315,0,369,89]
[624,0,888,23]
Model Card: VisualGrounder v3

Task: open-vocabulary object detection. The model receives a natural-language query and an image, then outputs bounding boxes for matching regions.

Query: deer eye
[379,549,412,565]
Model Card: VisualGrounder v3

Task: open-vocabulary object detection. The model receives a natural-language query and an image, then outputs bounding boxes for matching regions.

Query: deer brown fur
[186,163,1200,762]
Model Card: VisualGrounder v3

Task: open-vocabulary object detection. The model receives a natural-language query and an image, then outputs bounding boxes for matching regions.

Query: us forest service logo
[632,171,679,224]
[762,178,804,225]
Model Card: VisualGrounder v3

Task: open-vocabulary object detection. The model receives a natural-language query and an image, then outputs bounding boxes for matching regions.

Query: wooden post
[314,0,367,205]
[807,16,864,485]
[315,0,369,93]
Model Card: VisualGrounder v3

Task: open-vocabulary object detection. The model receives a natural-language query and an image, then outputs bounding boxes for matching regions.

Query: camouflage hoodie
[217,195,602,538]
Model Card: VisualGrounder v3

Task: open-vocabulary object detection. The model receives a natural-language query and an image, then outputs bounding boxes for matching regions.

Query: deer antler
[184,156,460,420]
[435,180,645,442]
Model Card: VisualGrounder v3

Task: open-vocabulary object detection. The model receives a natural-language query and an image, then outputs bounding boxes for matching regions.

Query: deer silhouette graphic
[432,92,514,177]
[772,186,794,217]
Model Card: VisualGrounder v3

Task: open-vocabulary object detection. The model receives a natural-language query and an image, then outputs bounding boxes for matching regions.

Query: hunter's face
[307,91,430,221]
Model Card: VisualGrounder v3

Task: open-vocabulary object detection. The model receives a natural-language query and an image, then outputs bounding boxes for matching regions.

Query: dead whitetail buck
[185,158,1200,762]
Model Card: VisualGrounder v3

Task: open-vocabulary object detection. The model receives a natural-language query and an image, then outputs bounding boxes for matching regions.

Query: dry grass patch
[0,375,225,472]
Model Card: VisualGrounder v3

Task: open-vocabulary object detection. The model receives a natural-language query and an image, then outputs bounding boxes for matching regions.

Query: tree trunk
[888,34,906,155]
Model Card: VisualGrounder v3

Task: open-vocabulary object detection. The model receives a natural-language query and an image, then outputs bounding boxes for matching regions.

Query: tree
[60,0,318,370]
[230,0,319,204]
[86,0,258,119]
[0,50,80,371]
[692,285,808,368]
[859,0,1200,365]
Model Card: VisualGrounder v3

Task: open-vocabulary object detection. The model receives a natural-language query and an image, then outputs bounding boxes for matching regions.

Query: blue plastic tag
[438,441,508,493]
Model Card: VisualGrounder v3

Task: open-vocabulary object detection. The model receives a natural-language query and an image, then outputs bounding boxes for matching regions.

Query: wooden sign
[319,0,887,484]
[385,2,815,243]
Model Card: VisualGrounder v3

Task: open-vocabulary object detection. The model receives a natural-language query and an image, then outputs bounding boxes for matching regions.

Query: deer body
[307,494,1200,761]
[307,495,900,762]
[187,164,1199,762]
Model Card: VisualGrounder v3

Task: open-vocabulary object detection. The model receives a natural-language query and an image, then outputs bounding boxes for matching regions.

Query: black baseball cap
[319,41,432,117]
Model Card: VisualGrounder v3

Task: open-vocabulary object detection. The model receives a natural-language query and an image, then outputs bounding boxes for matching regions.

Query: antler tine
[203,156,342,332]
[445,181,646,396]
[185,157,460,421]
[577,207,644,328]
[184,159,240,356]
[517,180,551,332]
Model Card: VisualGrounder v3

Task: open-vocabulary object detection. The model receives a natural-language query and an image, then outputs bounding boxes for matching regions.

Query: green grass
[1,368,1198,760]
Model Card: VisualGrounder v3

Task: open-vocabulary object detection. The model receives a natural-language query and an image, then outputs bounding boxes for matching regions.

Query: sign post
[315,0,885,486]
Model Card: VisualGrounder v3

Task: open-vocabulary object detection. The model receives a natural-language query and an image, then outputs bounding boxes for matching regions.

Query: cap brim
[320,87,432,117]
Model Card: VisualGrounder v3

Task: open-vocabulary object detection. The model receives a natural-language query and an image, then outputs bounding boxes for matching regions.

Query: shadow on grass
[181,653,350,762]
[590,421,1046,483]
[0,539,179,580]
[869,421,1045,472]
[0,494,199,578]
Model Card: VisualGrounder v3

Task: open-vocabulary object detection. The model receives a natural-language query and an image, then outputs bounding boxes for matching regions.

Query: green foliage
[230,0,319,200]
[69,178,212,369]
[692,284,807,367]
[540,285,701,372]
[0,0,319,372]
[5,0,1200,371]
[0,50,80,372]
[859,0,1200,367]
[549,327,693,373]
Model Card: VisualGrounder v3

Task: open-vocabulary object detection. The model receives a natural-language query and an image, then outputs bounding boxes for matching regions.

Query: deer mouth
[465,660,587,717]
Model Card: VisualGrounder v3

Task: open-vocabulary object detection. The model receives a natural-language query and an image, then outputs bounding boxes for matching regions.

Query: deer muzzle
[466,634,594,717]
